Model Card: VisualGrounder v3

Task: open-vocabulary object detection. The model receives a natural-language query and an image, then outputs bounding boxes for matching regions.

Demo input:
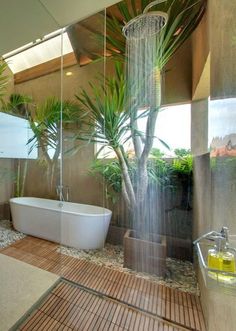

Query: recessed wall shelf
[195,240,236,294]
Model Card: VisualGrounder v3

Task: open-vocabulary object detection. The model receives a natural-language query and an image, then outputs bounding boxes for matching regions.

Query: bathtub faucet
[65,186,70,202]
[56,185,70,202]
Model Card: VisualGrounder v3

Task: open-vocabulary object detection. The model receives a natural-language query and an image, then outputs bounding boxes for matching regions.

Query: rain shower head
[122,0,168,40]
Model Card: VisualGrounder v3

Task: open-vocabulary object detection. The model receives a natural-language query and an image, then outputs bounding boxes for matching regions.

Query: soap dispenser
[208,240,220,270]
[207,238,221,279]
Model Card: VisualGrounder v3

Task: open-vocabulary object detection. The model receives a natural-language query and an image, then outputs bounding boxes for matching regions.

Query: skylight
[3,29,73,74]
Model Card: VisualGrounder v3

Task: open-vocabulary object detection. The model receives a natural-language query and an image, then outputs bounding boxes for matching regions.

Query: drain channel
[13,278,194,331]
[62,278,194,331]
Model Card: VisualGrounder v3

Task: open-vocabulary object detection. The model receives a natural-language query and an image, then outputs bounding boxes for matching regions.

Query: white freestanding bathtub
[10,197,112,249]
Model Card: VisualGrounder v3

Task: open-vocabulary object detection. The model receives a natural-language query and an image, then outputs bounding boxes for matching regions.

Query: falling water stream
[123,12,167,275]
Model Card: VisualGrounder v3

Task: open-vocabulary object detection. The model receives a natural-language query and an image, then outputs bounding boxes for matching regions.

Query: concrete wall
[164,38,192,105]
[14,61,106,103]
[0,159,14,203]
[0,66,15,205]
[210,0,236,99]
[191,1,236,330]
[15,60,106,206]
[192,11,209,97]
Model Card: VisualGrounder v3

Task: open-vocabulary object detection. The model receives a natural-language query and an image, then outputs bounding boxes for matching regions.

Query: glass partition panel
[0,27,64,267]
[193,1,236,330]
[58,0,201,321]
[0,1,216,329]
[60,9,107,267]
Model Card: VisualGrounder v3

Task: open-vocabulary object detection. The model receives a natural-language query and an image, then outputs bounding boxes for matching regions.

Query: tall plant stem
[135,69,161,232]
[20,159,28,197]
[130,107,143,158]
[115,146,136,209]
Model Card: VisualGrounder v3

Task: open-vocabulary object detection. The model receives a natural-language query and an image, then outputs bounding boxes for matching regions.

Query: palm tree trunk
[114,146,136,210]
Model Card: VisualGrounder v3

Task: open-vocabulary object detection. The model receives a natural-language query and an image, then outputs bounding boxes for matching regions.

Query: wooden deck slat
[1,236,205,331]
[19,310,42,330]
[68,306,86,329]
[123,309,133,330]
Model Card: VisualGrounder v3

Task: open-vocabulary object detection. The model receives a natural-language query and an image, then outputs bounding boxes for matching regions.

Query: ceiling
[0,0,120,56]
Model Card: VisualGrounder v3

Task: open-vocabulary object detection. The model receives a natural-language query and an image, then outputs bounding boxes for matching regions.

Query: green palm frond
[28,97,80,158]
[90,159,122,193]
[74,62,134,154]
[1,93,33,118]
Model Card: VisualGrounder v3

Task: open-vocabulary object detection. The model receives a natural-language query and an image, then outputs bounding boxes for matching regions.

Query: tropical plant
[90,159,122,203]
[75,63,137,209]
[106,0,206,65]
[90,153,172,207]
[0,93,32,197]
[75,0,205,235]
[0,60,8,102]
[3,94,80,195]
[150,148,165,158]
[171,153,193,209]
[28,97,80,193]
[172,153,193,175]
[174,148,191,157]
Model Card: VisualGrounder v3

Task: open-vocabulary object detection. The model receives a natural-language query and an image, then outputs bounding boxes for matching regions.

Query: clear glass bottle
[219,250,235,273]
[217,236,236,283]
[207,241,221,280]
[220,228,235,271]
[208,244,220,269]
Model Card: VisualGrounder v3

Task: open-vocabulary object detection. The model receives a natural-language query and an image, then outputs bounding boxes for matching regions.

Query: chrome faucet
[56,185,64,201]
[193,230,224,245]
[65,186,70,202]
[56,185,70,202]
[193,227,236,253]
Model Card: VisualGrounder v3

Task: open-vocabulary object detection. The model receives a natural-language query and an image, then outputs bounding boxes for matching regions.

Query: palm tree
[74,0,206,235]
[106,0,206,65]
[3,94,79,195]
[27,97,80,194]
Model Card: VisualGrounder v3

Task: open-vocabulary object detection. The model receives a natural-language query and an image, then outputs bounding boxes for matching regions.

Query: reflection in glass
[0,112,37,159]
[209,98,236,157]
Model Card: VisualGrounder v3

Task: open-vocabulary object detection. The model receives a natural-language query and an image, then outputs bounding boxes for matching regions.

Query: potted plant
[73,0,206,275]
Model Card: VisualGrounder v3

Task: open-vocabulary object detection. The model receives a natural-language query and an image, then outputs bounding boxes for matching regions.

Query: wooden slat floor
[17,280,190,331]
[0,236,206,331]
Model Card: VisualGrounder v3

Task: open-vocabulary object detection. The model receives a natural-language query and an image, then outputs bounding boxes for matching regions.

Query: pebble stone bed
[0,220,198,295]
[0,220,25,248]
[59,245,199,295]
